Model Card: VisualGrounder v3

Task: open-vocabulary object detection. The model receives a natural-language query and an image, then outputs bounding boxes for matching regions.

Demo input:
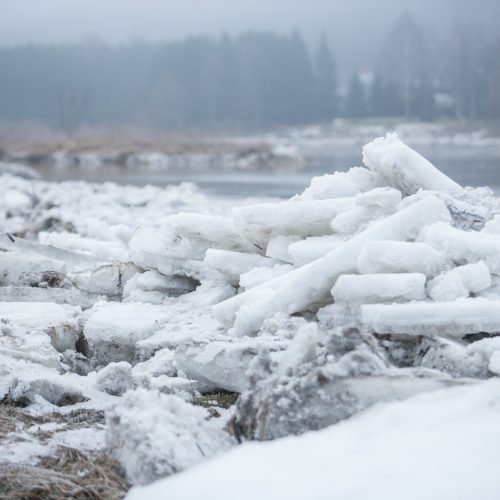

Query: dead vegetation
[0,403,128,499]
[0,447,128,500]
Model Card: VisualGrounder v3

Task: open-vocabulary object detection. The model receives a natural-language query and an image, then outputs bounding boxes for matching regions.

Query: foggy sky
[1,0,499,74]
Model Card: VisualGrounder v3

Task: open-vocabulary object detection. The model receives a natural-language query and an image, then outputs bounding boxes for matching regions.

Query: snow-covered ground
[1,132,500,498]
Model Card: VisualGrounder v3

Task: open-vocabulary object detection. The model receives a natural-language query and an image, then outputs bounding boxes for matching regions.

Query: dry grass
[0,447,128,499]
[193,391,239,411]
[0,403,128,499]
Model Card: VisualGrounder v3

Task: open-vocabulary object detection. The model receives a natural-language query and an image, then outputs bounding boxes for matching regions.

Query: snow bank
[126,379,500,500]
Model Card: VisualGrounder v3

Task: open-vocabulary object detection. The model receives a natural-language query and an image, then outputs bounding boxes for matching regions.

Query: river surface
[33,146,500,198]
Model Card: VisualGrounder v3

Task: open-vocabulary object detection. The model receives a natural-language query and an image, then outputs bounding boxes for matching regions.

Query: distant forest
[1,14,499,132]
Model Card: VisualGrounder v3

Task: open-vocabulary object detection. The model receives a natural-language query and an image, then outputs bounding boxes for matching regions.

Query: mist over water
[0,0,499,194]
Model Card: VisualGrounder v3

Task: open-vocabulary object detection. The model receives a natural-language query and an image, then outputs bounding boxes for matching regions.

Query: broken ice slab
[75,262,138,297]
[239,264,293,290]
[214,196,451,336]
[106,389,234,486]
[0,286,100,309]
[83,302,175,366]
[130,247,205,282]
[129,226,211,261]
[427,261,491,302]
[362,133,462,195]
[203,249,277,286]
[354,186,402,208]
[0,302,80,352]
[330,205,390,234]
[234,369,463,441]
[0,251,66,286]
[332,273,426,304]
[319,298,500,337]
[0,324,61,369]
[300,171,361,200]
[420,222,500,274]
[357,240,453,277]
[123,270,198,299]
[134,302,226,360]
[330,187,402,235]
[265,235,301,263]
[162,213,247,251]
[175,337,288,393]
[300,167,380,200]
[0,233,100,272]
[482,214,500,235]
[39,231,128,262]
[179,281,235,307]
[232,197,356,239]
[288,234,346,266]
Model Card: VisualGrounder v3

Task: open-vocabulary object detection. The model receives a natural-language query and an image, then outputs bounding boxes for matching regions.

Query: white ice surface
[332,273,426,304]
[363,133,462,195]
[127,379,500,500]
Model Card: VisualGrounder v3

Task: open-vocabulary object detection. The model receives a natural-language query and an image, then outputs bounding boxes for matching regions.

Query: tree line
[0,14,499,132]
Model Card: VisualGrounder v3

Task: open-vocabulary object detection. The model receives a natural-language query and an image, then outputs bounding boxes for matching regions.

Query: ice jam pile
[1,133,500,499]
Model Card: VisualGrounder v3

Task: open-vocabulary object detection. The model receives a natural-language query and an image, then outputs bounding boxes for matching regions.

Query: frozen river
[33,145,500,198]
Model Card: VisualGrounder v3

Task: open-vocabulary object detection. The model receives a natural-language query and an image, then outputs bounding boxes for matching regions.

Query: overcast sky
[0,0,498,74]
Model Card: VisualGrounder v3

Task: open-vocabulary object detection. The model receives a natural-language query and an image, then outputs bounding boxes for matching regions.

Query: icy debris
[83,302,173,365]
[288,234,346,265]
[320,298,500,336]
[278,323,318,374]
[77,262,138,296]
[233,197,356,240]
[0,233,100,272]
[232,326,461,441]
[123,270,197,298]
[134,302,225,360]
[265,235,301,262]
[482,214,500,234]
[203,249,276,286]
[420,222,500,273]
[332,273,426,304]
[214,196,450,336]
[0,302,80,352]
[330,205,388,234]
[330,187,402,235]
[0,285,99,308]
[0,322,61,369]
[179,280,235,306]
[163,213,246,251]
[354,186,402,208]
[4,134,500,489]
[466,337,500,377]
[357,241,452,277]
[300,171,360,200]
[106,389,234,485]
[132,348,177,379]
[417,337,492,379]
[96,362,138,396]
[239,264,293,290]
[5,376,87,407]
[427,261,491,301]
[39,231,128,262]
[175,336,288,393]
[362,133,462,195]
[0,251,66,286]
[489,351,500,375]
